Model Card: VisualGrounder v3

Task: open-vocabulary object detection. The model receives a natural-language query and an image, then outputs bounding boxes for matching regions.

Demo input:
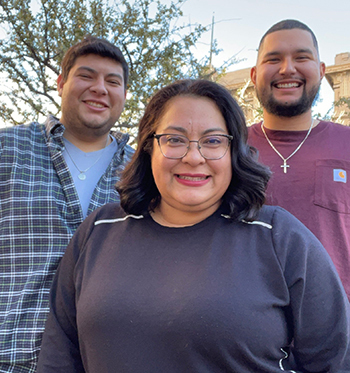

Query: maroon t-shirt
[248,120,350,298]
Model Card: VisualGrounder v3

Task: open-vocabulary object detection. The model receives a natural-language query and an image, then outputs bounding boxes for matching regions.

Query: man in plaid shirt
[0,36,134,372]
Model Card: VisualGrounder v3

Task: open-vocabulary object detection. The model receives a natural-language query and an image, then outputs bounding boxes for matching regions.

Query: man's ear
[250,66,257,86]
[319,61,326,80]
[57,74,64,97]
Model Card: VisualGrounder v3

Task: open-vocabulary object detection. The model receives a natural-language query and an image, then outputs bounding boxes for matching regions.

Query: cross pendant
[281,160,290,173]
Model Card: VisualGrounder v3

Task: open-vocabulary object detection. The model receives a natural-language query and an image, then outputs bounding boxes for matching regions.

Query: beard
[256,82,321,118]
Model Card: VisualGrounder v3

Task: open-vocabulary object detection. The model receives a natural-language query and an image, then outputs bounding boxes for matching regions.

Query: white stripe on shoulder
[94,214,144,226]
[221,214,273,230]
[242,219,272,229]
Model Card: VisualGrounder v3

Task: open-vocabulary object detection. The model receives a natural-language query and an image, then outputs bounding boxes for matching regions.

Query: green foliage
[313,97,350,125]
[332,97,350,125]
[334,96,350,109]
[0,0,230,139]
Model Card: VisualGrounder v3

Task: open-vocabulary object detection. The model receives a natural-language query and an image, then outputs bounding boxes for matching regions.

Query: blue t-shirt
[63,137,118,217]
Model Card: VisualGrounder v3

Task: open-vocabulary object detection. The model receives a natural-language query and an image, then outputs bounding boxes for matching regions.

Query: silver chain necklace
[64,135,110,180]
[260,119,314,174]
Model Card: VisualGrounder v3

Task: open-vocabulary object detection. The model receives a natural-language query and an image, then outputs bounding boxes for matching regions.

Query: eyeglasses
[154,133,233,160]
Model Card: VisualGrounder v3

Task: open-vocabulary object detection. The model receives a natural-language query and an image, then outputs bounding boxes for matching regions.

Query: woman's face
[151,95,232,220]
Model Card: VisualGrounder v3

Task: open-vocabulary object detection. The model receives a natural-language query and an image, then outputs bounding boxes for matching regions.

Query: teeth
[178,175,207,181]
[86,101,105,108]
[276,83,299,88]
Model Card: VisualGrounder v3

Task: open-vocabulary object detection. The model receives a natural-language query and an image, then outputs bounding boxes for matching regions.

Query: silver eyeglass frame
[153,133,233,160]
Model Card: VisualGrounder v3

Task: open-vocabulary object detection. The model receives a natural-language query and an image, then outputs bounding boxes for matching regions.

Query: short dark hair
[258,19,319,57]
[60,35,129,89]
[117,79,271,222]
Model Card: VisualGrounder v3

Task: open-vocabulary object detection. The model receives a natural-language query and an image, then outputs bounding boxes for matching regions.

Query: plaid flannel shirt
[0,116,134,373]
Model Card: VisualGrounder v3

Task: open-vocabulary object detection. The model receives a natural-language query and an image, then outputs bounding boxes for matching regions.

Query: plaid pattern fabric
[0,116,134,372]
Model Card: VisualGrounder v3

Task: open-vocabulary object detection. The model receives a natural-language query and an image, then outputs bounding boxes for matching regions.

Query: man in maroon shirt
[248,19,350,299]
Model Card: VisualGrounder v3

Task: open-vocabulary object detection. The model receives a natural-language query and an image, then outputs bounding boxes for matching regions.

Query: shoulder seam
[94,214,144,226]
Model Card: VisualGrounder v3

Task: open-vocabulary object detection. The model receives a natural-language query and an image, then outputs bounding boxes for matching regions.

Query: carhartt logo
[333,169,347,183]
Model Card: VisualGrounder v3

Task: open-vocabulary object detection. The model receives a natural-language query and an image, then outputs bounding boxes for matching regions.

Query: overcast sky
[180,0,350,115]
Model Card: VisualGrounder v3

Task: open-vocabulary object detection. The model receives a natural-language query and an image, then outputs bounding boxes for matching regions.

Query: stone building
[325,52,350,124]
[218,52,350,126]
[218,68,257,124]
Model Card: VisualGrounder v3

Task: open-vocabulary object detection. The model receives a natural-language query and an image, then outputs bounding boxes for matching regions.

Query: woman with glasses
[37,79,350,372]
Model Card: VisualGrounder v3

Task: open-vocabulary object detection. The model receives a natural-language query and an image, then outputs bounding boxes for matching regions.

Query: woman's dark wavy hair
[117,79,271,222]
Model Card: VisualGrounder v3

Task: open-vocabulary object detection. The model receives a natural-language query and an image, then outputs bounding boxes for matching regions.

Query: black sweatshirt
[37,204,350,372]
